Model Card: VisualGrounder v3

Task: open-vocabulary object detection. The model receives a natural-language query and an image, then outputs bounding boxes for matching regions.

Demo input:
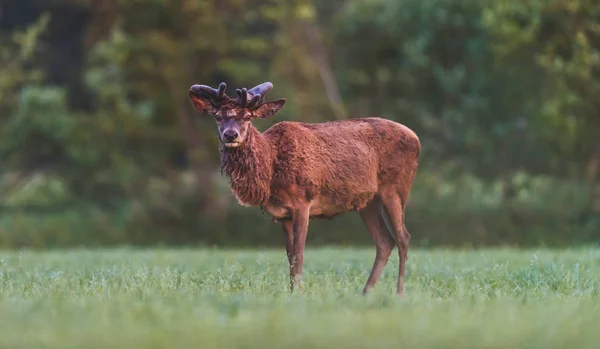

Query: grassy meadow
[0,246,599,348]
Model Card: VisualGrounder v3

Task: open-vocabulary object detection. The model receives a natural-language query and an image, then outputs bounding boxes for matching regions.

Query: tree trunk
[303,20,347,120]
[587,141,600,214]
[83,0,118,51]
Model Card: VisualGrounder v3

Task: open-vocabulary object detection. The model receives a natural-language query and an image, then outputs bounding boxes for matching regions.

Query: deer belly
[311,190,376,216]
[263,204,291,220]
[309,201,341,217]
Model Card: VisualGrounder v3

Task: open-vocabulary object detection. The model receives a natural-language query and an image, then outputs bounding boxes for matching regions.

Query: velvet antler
[235,82,274,109]
[189,82,232,106]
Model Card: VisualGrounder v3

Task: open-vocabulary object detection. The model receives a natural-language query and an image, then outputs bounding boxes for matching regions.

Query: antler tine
[235,87,249,107]
[216,82,227,99]
[241,88,248,107]
[247,94,261,109]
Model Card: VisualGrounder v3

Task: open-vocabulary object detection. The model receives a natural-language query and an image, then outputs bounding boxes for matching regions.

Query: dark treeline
[0,0,599,248]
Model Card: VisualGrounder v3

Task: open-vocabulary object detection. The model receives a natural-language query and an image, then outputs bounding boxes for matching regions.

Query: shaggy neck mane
[220,125,273,207]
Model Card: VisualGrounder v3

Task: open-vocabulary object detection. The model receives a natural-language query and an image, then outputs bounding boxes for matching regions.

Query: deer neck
[220,125,273,207]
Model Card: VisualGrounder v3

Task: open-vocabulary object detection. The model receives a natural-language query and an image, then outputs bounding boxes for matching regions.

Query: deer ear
[254,98,286,119]
[188,90,217,114]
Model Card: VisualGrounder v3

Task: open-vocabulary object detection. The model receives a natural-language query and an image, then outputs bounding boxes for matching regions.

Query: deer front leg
[281,220,295,291]
[290,206,310,293]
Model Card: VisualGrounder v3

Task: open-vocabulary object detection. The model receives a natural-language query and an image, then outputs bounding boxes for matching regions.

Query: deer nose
[223,129,239,142]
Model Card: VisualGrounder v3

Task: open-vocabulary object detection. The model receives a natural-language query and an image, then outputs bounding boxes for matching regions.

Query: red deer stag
[188,81,420,296]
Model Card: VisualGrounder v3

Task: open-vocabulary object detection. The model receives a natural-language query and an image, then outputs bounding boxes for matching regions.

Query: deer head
[188,82,286,148]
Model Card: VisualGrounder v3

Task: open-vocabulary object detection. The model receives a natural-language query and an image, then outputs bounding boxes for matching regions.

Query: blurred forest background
[0,0,599,249]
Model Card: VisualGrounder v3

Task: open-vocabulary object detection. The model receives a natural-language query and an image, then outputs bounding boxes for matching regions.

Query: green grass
[0,247,599,348]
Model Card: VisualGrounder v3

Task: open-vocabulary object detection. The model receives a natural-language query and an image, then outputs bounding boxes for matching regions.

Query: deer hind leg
[380,190,411,296]
[359,197,395,295]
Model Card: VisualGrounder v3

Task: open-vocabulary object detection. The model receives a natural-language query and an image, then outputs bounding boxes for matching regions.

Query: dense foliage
[0,0,598,248]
